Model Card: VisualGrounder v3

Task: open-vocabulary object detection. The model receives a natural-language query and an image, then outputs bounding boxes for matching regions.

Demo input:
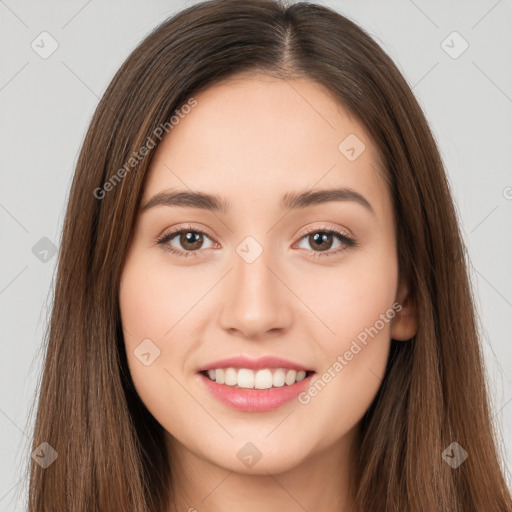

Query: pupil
[311,232,332,251]
[182,231,202,250]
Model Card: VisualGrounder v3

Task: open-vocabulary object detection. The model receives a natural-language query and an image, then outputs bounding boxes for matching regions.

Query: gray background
[1,0,511,509]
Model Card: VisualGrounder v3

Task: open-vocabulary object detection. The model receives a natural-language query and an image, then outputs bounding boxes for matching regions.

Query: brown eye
[157,227,216,256]
[178,231,204,251]
[295,228,356,258]
[308,232,334,252]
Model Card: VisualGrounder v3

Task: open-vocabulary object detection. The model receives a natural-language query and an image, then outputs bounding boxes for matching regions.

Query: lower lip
[198,372,315,412]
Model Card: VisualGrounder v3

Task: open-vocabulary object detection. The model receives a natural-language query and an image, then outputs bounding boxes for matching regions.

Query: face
[119,74,416,476]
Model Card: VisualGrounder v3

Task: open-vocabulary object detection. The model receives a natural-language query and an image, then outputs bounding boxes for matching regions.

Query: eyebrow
[141,187,375,215]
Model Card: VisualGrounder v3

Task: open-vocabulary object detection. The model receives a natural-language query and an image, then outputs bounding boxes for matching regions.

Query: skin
[119,74,417,512]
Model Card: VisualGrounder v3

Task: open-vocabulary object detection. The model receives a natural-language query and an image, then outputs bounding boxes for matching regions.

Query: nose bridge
[218,235,292,336]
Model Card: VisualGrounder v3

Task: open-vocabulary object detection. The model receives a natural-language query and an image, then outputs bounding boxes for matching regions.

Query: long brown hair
[26,0,512,510]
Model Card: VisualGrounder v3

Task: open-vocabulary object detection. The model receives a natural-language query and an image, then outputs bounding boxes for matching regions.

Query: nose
[218,244,294,339]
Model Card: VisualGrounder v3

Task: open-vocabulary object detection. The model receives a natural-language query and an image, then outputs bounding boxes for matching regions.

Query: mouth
[196,357,316,412]
[200,367,316,390]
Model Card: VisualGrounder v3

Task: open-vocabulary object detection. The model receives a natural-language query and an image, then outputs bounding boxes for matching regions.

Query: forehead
[143,75,389,217]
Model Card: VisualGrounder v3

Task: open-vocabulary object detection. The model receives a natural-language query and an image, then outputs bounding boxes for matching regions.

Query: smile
[197,355,316,412]
[201,367,312,389]
[197,355,316,411]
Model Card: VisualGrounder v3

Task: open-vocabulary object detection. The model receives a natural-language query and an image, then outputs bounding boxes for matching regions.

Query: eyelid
[157,223,218,244]
[295,223,354,241]
[156,222,356,258]
[155,223,218,259]
[292,224,356,258]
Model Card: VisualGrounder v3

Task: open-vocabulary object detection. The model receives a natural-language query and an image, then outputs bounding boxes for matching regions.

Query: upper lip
[198,356,314,372]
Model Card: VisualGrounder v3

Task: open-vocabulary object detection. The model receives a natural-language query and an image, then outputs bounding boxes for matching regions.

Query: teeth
[238,368,255,389]
[225,367,237,386]
[215,368,225,385]
[254,369,273,389]
[285,369,297,385]
[272,369,286,387]
[296,370,306,382]
[204,367,310,389]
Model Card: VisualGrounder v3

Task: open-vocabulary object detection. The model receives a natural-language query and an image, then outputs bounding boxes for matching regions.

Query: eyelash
[155,224,357,259]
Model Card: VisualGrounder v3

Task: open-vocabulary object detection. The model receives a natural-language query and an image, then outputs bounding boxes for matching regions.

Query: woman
[27,0,512,510]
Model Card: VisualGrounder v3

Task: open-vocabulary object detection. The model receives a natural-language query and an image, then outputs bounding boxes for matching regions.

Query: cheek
[119,270,167,341]
[296,287,396,442]
[303,248,398,351]
[295,245,397,415]
[119,253,209,343]
[295,245,398,427]
[118,255,198,428]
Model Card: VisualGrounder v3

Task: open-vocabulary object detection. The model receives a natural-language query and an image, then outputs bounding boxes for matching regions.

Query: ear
[391,279,417,341]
